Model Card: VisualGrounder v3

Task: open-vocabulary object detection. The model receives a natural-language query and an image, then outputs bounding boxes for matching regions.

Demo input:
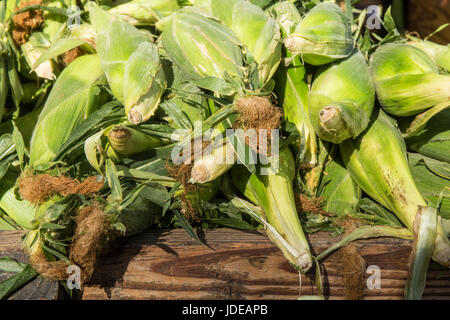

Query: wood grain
[83,229,450,300]
[1,229,449,300]
[408,0,450,44]
[0,231,60,300]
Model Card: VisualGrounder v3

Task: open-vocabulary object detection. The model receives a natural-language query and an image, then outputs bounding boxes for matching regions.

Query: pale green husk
[319,158,361,216]
[0,187,35,230]
[109,0,183,26]
[107,125,164,157]
[407,36,450,72]
[309,51,375,143]
[29,54,105,167]
[272,2,317,168]
[369,43,450,116]
[194,0,282,87]
[161,7,244,82]
[409,153,450,218]
[340,110,450,268]
[89,3,167,124]
[231,147,312,272]
[405,109,450,163]
[284,2,353,66]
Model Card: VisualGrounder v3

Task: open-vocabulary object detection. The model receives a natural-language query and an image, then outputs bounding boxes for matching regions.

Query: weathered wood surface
[408,0,450,44]
[83,229,450,300]
[1,229,449,300]
[0,231,59,300]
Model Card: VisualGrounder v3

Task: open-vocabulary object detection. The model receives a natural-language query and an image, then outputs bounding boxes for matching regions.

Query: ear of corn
[161,7,244,82]
[405,108,450,163]
[284,2,353,66]
[369,43,450,116]
[0,169,35,230]
[340,110,424,228]
[194,0,282,87]
[89,3,167,124]
[29,54,105,167]
[407,36,450,72]
[309,51,375,144]
[107,125,164,157]
[272,2,317,168]
[0,187,35,230]
[339,109,450,269]
[231,147,312,272]
[189,141,235,184]
[109,0,183,26]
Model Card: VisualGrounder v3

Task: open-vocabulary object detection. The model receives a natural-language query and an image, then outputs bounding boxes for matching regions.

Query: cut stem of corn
[190,141,235,184]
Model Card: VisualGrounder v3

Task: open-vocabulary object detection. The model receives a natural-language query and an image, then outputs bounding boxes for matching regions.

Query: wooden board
[83,229,450,300]
[1,229,449,300]
[408,0,450,44]
[0,231,60,300]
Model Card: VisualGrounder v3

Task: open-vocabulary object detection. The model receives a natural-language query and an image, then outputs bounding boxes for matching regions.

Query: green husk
[309,51,375,143]
[107,125,164,158]
[405,109,450,163]
[109,0,184,26]
[182,177,221,213]
[0,106,41,147]
[21,32,57,80]
[409,153,450,218]
[0,187,35,230]
[114,185,165,236]
[405,206,437,300]
[69,23,96,52]
[29,54,105,167]
[407,36,450,72]
[340,109,450,270]
[317,225,412,261]
[194,0,282,87]
[0,56,7,122]
[272,2,317,168]
[319,158,361,216]
[231,147,312,272]
[89,3,166,124]
[161,7,244,83]
[369,43,450,116]
[284,2,353,66]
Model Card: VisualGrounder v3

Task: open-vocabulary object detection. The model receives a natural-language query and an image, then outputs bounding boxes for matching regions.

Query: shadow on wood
[82,229,450,300]
[1,228,449,300]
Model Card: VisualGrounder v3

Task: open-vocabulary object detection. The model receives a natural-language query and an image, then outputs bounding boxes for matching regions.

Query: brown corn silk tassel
[19,173,107,285]
[19,173,104,204]
[12,0,44,46]
[336,218,367,300]
[234,96,281,156]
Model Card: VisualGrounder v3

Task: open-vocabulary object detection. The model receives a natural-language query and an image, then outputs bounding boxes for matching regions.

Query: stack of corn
[0,0,449,301]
